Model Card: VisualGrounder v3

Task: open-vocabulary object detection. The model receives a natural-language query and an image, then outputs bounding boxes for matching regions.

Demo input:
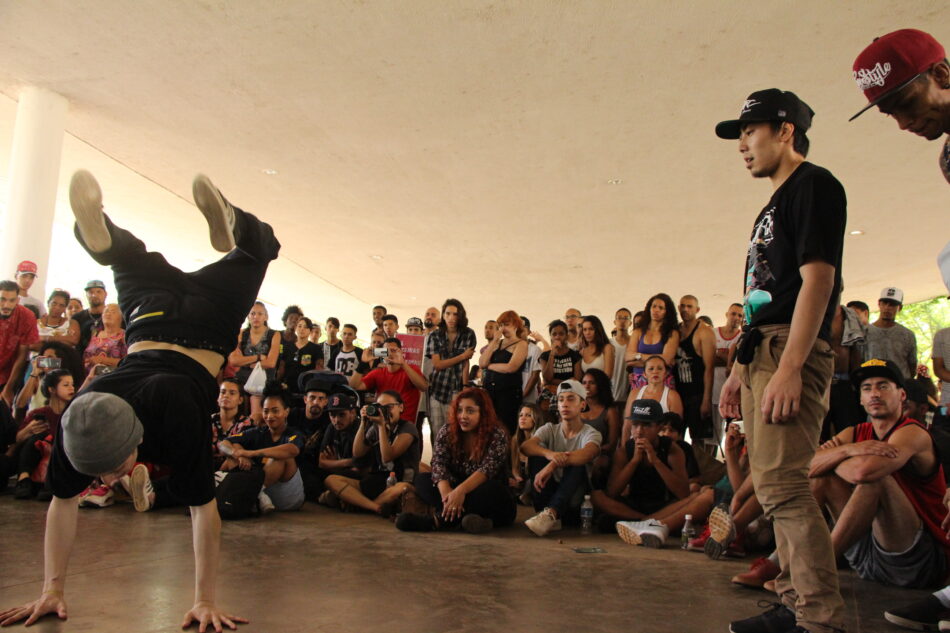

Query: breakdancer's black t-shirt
[742,162,846,342]
[49,350,218,506]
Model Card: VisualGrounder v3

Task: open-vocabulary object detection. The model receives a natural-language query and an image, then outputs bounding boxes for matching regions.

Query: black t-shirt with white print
[539,349,581,381]
[743,162,846,342]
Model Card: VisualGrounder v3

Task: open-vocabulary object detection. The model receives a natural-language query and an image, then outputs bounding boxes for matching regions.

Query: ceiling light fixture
[262,169,278,175]
[370,254,383,261]
[607,178,623,185]
[849,229,865,236]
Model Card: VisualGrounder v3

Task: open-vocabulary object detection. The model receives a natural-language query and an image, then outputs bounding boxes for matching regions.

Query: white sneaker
[129,464,154,512]
[192,174,236,252]
[524,508,562,537]
[616,519,669,548]
[69,170,111,253]
[258,489,275,515]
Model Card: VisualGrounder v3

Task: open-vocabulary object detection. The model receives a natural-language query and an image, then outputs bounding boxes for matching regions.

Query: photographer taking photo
[322,390,420,517]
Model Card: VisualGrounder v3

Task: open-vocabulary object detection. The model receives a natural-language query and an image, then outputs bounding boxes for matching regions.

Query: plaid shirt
[425,326,477,403]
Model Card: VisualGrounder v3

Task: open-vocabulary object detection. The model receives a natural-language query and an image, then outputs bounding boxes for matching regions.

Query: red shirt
[0,304,38,385]
[362,364,422,422]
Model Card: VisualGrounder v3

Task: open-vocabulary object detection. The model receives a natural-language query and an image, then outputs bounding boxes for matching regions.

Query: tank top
[580,352,606,373]
[636,385,670,412]
[583,406,609,439]
[484,340,524,390]
[238,327,278,381]
[713,327,740,404]
[38,317,71,338]
[676,322,705,396]
[623,435,675,512]
[631,331,667,380]
[853,418,950,558]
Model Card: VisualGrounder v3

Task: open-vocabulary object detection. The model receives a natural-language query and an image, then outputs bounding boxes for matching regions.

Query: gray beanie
[62,392,143,475]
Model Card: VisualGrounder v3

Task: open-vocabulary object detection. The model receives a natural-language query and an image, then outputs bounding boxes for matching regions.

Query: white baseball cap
[879,287,904,304]
[556,379,587,400]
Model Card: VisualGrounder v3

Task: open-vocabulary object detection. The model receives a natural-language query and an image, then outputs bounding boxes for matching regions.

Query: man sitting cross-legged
[591,399,692,548]
[809,359,950,596]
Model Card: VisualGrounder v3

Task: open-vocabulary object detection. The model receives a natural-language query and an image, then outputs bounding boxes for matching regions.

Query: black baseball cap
[715,89,815,140]
[626,399,663,423]
[851,358,905,390]
[327,392,357,412]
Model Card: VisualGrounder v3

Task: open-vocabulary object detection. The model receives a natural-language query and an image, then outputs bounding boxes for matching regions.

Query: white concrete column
[1,87,68,290]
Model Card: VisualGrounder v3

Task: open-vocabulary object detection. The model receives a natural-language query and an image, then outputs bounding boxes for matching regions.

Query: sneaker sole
[883,612,937,631]
[130,465,152,512]
[192,174,236,253]
[69,170,111,252]
[707,504,736,560]
[525,519,549,537]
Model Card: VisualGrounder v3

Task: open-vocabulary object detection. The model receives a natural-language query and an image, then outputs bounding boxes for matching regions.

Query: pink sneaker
[79,484,114,508]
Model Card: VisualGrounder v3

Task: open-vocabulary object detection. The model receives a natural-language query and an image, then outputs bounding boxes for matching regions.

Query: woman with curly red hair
[395,387,515,533]
[478,310,528,434]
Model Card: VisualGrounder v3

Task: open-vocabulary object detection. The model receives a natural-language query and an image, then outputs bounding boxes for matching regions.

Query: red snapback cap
[850,28,946,121]
[16,260,37,274]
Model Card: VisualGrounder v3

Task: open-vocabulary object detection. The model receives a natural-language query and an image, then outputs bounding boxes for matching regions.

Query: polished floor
[0,494,927,633]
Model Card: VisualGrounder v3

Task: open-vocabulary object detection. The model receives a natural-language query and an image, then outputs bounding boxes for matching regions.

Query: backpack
[215,467,265,520]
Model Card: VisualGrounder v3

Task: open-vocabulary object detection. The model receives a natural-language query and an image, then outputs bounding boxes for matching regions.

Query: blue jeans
[528,456,588,521]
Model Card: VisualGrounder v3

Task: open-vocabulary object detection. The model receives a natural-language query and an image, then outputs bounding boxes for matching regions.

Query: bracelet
[42,589,63,597]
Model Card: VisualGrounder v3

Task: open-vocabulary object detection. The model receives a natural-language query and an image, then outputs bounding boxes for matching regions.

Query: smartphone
[36,356,62,369]
[94,364,114,376]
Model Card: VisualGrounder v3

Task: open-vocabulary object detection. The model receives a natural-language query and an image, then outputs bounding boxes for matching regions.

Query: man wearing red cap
[0,279,39,406]
[14,260,45,318]
[850,28,950,292]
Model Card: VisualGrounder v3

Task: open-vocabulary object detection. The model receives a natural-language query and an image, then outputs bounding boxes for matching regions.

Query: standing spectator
[14,261,45,318]
[420,309,440,429]
[381,314,399,339]
[610,308,633,411]
[521,379,602,536]
[371,305,386,335]
[539,319,582,414]
[0,280,38,406]
[360,330,386,373]
[33,290,80,349]
[426,299,477,448]
[405,317,424,335]
[478,310,528,434]
[280,317,323,393]
[396,387,515,533]
[564,308,582,350]
[423,307,441,333]
[333,324,364,377]
[712,303,743,446]
[935,325,950,429]
[676,295,716,446]
[716,88,847,633]
[474,320,497,385]
[520,316,542,405]
[323,317,343,368]
[865,287,918,381]
[229,301,281,385]
[82,303,127,375]
[307,322,322,345]
[349,337,428,422]
[65,298,83,321]
[73,279,107,354]
[279,305,303,348]
[846,300,870,326]
[579,315,615,379]
[625,293,680,389]
[822,303,867,438]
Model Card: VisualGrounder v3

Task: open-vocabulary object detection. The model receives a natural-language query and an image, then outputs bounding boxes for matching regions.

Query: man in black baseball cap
[716,88,848,633]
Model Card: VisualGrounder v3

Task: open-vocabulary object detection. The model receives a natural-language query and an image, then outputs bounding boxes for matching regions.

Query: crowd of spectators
[2,259,950,606]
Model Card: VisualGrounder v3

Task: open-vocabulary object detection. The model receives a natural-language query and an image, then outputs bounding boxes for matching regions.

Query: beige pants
[739,325,845,633]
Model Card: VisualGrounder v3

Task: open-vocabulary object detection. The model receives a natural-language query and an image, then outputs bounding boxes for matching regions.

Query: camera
[94,364,114,376]
[373,347,388,359]
[36,357,62,369]
[364,404,380,417]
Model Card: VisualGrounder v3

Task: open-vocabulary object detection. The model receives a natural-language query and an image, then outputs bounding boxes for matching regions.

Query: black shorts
[359,472,389,500]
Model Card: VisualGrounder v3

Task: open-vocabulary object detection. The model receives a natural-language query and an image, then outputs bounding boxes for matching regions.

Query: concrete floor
[0,495,926,633]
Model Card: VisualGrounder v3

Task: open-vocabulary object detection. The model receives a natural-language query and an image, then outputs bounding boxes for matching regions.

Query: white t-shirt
[934,327,950,406]
[521,341,542,404]
[610,338,630,404]
[712,327,740,405]
[532,421,602,481]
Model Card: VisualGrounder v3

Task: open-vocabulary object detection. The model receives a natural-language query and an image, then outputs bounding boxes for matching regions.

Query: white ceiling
[0,1,947,338]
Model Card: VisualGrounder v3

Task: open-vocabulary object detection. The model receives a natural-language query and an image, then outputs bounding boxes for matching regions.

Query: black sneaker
[395,512,435,532]
[460,514,493,534]
[13,478,36,500]
[729,602,796,633]
[885,595,949,631]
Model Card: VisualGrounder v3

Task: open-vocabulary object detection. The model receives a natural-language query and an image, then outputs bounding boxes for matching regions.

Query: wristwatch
[635,353,642,362]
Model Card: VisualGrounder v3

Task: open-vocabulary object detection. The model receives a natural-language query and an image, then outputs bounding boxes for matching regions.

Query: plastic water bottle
[386,472,397,488]
[681,514,696,549]
[580,495,594,535]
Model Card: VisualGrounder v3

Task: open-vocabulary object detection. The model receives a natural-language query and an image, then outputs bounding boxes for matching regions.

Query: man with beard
[73,279,107,354]
[0,280,38,406]
[288,379,332,501]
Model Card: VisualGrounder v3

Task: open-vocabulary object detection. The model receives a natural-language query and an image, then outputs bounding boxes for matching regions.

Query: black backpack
[215,467,265,520]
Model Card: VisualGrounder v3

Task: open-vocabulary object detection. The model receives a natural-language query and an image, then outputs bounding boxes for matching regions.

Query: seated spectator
[479,310,529,434]
[521,380,602,536]
[323,317,343,368]
[32,289,80,349]
[625,293,680,390]
[592,399,690,548]
[65,297,83,320]
[381,314,399,339]
[316,390,364,501]
[15,341,83,415]
[624,355,684,422]
[221,386,305,513]
[809,359,949,588]
[659,411,726,488]
[0,402,18,492]
[287,379,332,500]
[332,324,364,377]
[324,390,420,516]
[396,387,515,533]
[210,378,255,469]
[349,337,428,423]
[581,368,620,487]
[510,403,543,500]
[579,315,615,379]
[280,317,323,394]
[81,303,126,374]
[12,369,74,500]
[280,305,303,347]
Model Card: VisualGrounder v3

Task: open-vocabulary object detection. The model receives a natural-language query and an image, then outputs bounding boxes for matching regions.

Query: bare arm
[660,331,680,367]
[808,427,857,478]
[183,500,246,631]
[834,426,927,484]
[652,442,690,499]
[934,356,950,384]
[1,345,29,405]
[259,332,281,370]
[486,340,528,373]
[602,344,615,379]
[699,326,716,415]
